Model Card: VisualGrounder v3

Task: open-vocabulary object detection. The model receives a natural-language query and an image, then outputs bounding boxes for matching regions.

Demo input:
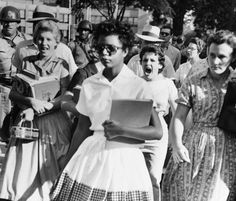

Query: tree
[72,0,236,37]
[163,0,235,36]
[71,0,171,22]
[193,0,234,32]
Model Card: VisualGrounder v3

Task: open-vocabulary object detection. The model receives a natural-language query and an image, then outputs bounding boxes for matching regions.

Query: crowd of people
[0,3,236,201]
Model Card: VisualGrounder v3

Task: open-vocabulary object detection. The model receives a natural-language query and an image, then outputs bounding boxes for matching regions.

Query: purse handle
[18,119,34,136]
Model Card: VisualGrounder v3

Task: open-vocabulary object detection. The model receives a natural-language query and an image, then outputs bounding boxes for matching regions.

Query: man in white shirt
[127,24,176,80]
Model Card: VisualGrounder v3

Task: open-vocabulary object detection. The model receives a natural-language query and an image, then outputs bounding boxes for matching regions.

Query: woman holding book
[140,45,178,201]
[50,19,163,201]
[0,20,72,201]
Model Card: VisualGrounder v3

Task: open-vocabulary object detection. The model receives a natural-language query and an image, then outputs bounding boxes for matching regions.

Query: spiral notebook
[110,99,153,128]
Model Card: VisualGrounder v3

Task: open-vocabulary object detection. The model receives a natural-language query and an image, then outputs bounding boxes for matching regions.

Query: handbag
[218,81,236,134]
[10,119,39,140]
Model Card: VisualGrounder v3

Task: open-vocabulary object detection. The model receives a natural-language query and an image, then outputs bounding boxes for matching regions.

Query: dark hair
[93,19,135,51]
[188,37,205,53]
[139,45,165,72]
[207,30,236,58]
[161,24,172,35]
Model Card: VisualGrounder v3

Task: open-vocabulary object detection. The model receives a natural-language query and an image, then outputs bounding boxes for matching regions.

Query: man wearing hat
[0,6,31,142]
[127,24,176,79]
[12,4,77,78]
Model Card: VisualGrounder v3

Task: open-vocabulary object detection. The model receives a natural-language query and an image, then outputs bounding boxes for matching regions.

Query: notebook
[110,99,153,128]
[15,73,60,101]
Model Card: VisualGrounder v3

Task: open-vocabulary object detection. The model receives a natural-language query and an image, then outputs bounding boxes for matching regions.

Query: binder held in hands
[110,99,153,128]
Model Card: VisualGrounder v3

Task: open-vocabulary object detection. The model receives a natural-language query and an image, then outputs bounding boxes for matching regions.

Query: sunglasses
[160,32,170,37]
[95,44,123,55]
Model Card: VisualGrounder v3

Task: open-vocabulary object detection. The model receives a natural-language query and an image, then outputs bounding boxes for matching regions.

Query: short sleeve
[163,55,176,79]
[60,60,70,78]
[75,82,89,116]
[168,79,178,101]
[176,76,192,107]
[12,45,22,70]
[175,67,181,82]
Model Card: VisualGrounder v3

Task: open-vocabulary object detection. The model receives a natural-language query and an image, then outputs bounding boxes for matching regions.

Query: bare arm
[64,114,92,164]
[103,108,163,141]
[169,103,191,163]
[9,90,52,114]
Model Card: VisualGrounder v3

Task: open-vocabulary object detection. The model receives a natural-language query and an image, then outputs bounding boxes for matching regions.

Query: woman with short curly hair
[50,19,163,201]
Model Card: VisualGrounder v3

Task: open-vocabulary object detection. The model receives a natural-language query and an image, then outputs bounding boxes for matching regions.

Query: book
[15,73,60,101]
[109,99,153,128]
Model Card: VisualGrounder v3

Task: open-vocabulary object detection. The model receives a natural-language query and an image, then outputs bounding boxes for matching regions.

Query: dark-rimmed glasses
[95,44,123,56]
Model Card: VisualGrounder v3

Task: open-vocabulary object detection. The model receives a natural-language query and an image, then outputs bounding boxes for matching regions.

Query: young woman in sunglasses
[50,19,163,201]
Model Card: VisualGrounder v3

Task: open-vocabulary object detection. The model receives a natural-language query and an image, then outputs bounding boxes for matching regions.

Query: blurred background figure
[68,20,98,68]
[0,6,31,142]
[175,37,205,88]
[160,24,181,71]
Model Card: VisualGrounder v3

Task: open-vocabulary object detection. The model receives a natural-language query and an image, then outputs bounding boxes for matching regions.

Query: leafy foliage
[71,0,236,35]
[72,0,172,21]
[193,0,234,32]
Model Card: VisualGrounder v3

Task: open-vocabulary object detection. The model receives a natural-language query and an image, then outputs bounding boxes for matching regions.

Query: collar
[32,54,59,74]
[198,59,233,84]
[0,30,22,40]
[94,64,135,82]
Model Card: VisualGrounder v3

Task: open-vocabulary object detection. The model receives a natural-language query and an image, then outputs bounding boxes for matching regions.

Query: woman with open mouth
[140,45,178,201]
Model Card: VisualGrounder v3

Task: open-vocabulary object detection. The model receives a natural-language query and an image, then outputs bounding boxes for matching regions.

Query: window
[20,9,25,19]
[63,14,69,23]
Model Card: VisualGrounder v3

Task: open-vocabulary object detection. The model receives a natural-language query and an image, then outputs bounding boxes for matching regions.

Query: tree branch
[87,0,108,19]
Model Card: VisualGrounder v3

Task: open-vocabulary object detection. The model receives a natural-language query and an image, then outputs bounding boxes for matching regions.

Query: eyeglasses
[160,32,170,37]
[95,44,123,55]
[187,47,198,51]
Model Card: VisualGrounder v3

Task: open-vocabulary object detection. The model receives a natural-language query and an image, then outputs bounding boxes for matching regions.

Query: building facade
[0,0,151,41]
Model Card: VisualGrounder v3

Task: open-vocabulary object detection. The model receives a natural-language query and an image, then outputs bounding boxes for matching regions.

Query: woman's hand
[172,143,191,164]
[30,98,53,114]
[44,102,54,110]
[20,108,34,121]
[102,120,124,140]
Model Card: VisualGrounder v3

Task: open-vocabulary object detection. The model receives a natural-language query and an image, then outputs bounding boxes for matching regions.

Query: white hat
[136,25,163,42]
[27,5,59,23]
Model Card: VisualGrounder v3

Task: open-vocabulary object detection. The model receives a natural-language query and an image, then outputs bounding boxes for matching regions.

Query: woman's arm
[103,108,163,141]
[169,81,178,115]
[9,90,52,114]
[169,103,191,163]
[61,85,81,117]
[63,114,93,164]
[50,75,70,109]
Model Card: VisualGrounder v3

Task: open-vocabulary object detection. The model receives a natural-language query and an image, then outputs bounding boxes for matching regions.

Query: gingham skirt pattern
[50,173,152,201]
[50,133,153,201]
